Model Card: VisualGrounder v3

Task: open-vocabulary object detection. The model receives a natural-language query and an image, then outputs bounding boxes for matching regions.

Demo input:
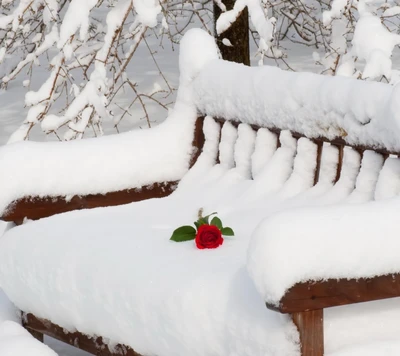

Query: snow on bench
[2,29,400,356]
[0,321,57,356]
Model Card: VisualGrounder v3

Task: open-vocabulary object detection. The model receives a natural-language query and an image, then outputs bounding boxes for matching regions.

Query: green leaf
[194,221,200,229]
[221,227,234,236]
[170,225,197,242]
[210,216,223,230]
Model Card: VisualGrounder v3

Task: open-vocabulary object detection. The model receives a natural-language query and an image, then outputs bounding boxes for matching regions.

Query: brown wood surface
[190,116,206,168]
[22,313,143,356]
[267,273,400,314]
[292,310,324,356]
[313,141,323,185]
[1,181,178,223]
[213,1,250,66]
[334,144,344,183]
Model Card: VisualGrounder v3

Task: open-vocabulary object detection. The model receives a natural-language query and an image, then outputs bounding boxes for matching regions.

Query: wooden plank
[292,310,324,356]
[190,116,206,168]
[2,181,178,223]
[22,313,142,356]
[267,273,400,314]
[313,141,323,185]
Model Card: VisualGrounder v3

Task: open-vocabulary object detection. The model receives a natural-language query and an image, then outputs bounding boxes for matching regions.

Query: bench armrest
[0,118,205,223]
[2,182,178,224]
[267,274,400,314]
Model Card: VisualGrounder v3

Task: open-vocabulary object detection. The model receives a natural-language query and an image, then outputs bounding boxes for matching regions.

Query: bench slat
[313,141,323,185]
[267,274,400,314]
[22,312,142,356]
[2,182,178,224]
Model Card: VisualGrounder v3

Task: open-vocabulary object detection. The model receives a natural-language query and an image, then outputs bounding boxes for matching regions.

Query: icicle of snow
[219,122,238,169]
[280,138,317,198]
[375,157,400,200]
[322,147,361,203]
[234,124,256,179]
[347,150,384,203]
[317,144,338,186]
[251,128,278,179]
[249,131,297,197]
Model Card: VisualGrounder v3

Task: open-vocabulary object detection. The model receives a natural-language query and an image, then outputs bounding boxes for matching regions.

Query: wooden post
[292,310,324,356]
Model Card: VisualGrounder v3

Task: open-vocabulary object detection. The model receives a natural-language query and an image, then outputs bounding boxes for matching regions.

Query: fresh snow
[0,113,195,216]
[2,115,400,355]
[0,286,57,355]
[3,28,400,217]
[352,12,400,79]
[0,29,220,216]
[0,321,58,356]
[247,196,400,306]
[2,24,400,356]
[191,59,400,151]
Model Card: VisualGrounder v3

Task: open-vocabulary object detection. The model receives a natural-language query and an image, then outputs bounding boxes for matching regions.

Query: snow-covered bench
[2,29,400,356]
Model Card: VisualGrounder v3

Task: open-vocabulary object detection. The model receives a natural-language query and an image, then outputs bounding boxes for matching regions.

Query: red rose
[195,224,223,249]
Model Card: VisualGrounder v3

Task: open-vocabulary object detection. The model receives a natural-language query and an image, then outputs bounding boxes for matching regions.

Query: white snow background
[2,5,400,356]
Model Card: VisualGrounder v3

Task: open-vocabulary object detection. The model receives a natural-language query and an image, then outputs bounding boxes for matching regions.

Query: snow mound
[0,321,58,356]
[178,28,220,87]
[247,197,400,306]
[191,57,400,151]
[0,111,195,216]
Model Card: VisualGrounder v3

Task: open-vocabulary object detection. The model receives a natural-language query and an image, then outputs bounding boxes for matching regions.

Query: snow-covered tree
[1,0,400,142]
[0,0,172,142]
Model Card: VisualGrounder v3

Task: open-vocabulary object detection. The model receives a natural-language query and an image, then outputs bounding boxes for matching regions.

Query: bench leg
[292,309,324,356]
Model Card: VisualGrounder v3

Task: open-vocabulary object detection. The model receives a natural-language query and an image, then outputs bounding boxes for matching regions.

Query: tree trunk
[213,1,250,66]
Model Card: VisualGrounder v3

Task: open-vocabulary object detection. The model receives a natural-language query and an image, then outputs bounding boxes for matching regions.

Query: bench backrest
[2,114,399,224]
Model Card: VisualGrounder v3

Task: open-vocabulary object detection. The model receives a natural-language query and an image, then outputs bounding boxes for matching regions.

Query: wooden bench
[2,114,400,356]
